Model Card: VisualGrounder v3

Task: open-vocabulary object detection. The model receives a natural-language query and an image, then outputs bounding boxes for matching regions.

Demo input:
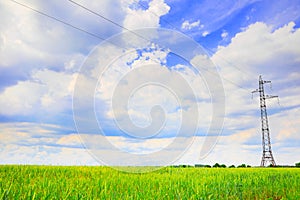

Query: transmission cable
[65,0,253,93]
[9,0,252,94]
[133,0,257,81]
[9,0,108,41]
[67,0,150,43]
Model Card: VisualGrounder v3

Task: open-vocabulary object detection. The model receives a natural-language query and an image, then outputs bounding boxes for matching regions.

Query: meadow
[0,165,299,199]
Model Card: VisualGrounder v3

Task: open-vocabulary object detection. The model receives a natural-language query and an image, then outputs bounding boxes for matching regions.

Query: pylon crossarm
[265,95,278,99]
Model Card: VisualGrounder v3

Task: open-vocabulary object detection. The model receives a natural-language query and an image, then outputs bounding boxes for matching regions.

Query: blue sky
[0,0,300,167]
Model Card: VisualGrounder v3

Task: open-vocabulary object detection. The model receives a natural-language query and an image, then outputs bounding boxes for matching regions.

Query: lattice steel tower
[252,75,277,167]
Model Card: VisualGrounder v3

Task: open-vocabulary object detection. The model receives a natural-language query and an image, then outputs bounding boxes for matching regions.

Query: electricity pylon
[252,75,277,167]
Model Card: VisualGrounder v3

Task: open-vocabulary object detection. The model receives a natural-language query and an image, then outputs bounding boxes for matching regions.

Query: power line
[276,98,299,137]
[67,0,150,43]
[9,0,253,94]
[9,0,295,115]
[202,46,257,79]
[133,0,256,81]
[7,0,156,64]
[9,0,107,41]
[10,0,153,56]
[66,0,253,93]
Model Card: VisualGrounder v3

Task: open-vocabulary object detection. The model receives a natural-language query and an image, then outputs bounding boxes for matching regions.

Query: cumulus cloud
[0,1,76,67]
[122,0,170,29]
[0,0,126,91]
[213,22,300,79]
[181,20,201,30]
[89,44,213,138]
[0,68,77,117]
[212,21,300,115]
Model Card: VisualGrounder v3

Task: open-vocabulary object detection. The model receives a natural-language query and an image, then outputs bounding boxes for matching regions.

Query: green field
[0,165,299,199]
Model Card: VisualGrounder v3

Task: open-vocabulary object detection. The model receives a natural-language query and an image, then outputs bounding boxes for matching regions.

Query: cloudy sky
[0,0,300,167]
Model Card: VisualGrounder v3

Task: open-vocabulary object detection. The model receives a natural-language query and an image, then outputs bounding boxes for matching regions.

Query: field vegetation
[0,165,299,199]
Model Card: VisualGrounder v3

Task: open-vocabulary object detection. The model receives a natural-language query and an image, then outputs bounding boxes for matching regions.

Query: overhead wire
[66,0,253,93]
[8,0,175,80]
[9,0,297,131]
[132,0,257,91]
[9,0,256,94]
[67,0,299,140]
[274,96,299,137]
[67,0,150,43]
[8,0,151,55]
[10,0,296,135]
[9,0,107,41]
[131,0,299,132]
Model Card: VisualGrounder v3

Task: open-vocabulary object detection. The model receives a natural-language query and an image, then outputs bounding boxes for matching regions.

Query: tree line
[172,162,300,168]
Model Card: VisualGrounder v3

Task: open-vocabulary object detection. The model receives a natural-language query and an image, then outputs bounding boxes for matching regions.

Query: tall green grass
[0,165,299,199]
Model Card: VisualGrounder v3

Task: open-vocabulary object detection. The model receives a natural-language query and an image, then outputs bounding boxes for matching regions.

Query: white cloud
[57,134,82,147]
[221,30,228,38]
[213,22,300,77]
[0,122,201,166]
[90,45,213,139]
[0,144,98,166]
[0,1,73,67]
[0,69,77,116]
[181,20,201,30]
[211,21,300,115]
[0,122,98,165]
[202,31,209,37]
[122,0,170,29]
[0,0,126,89]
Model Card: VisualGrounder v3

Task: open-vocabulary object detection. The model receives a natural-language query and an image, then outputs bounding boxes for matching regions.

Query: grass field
[0,165,299,199]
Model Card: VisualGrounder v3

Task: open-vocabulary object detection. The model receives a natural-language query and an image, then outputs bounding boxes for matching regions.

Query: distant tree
[237,164,247,168]
[229,165,235,168]
[213,163,221,168]
[204,165,211,168]
[295,162,300,167]
[246,165,251,168]
[179,164,193,168]
[220,164,227,168]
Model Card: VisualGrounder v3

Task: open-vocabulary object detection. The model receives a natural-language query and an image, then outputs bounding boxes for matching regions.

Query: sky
[0,0,300,167]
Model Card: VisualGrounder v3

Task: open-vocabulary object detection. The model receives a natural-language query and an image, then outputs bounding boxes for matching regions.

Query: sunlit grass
[0,165,299,199]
